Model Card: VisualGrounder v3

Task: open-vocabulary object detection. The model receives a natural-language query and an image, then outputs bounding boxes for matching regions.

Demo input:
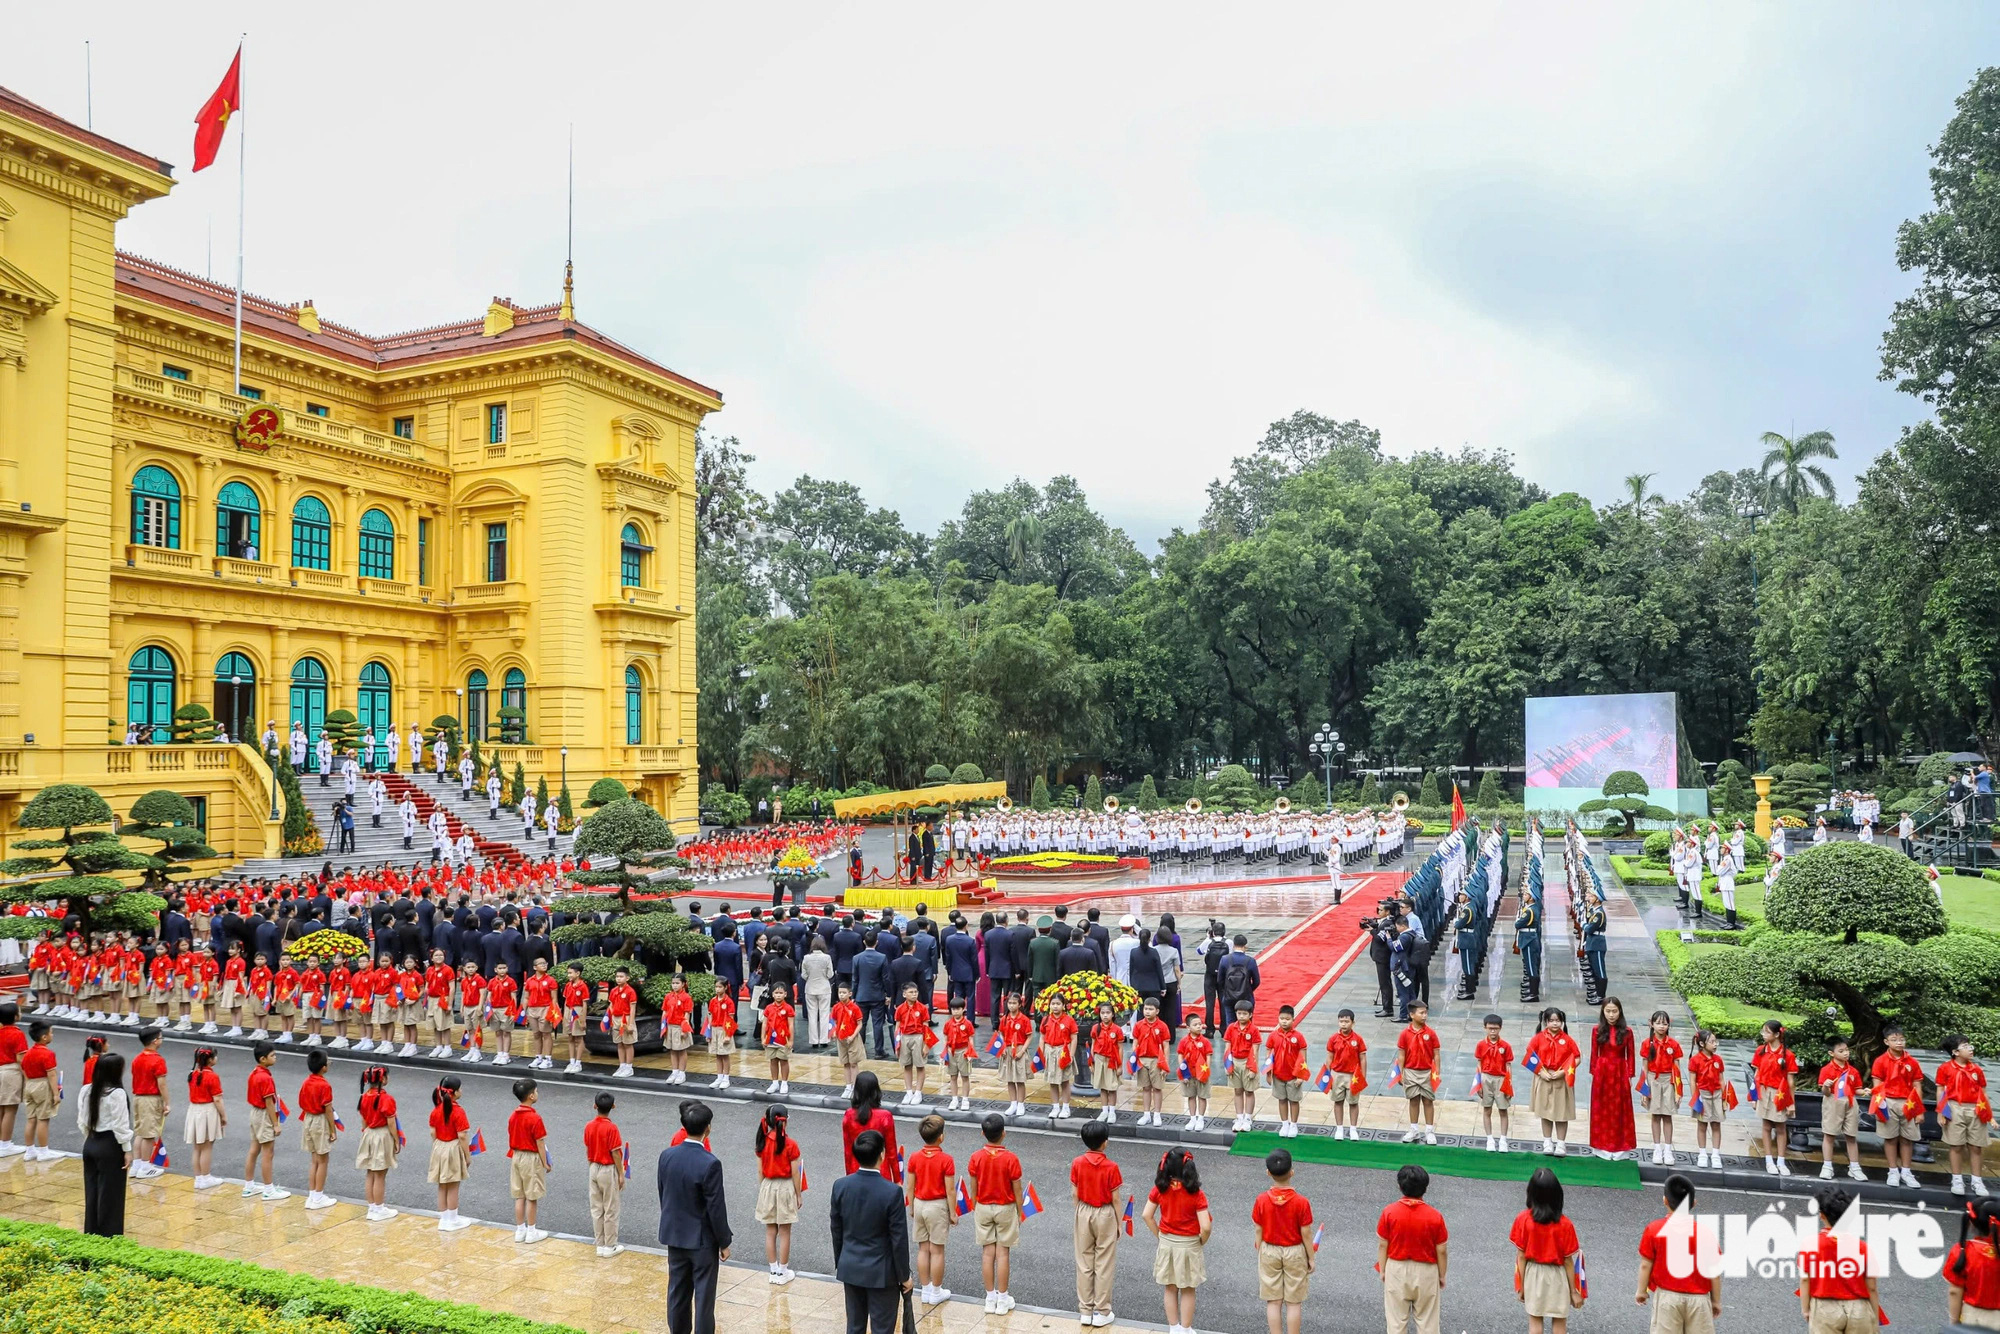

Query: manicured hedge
[0,1239,351,1334]
[0,1219,584,1334]
[1686,994,1804,1040]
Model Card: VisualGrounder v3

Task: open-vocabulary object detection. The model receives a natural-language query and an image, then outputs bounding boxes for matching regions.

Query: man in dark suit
[1007,909,1034,997]
[830,1129,909,1334]
[657,1101,731,1334]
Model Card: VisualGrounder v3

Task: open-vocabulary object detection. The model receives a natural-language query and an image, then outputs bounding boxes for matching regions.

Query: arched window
[127,645,177,742]
[625,665,644,744]
[466,668,489,742]
[358,508,395,580]
[501,668,526,742]
[291,495,331,570]
[130,466,181,549]
[620,523,650,588]
[215,481,261,559]
[212,651,256,744]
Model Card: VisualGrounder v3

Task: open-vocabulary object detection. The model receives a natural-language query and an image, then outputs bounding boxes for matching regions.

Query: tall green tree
[1758,430,1839,514]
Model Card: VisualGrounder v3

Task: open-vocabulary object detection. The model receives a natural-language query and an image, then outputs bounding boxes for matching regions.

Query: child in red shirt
[298,1049,339,1209]
[1526,1007,1581,1155]
[754,1105,804,1283]
[563,963,594,1076]
[1936,1032,1991,1196]
[764,984,796,1095]
[274,956,303,1045]
[894,982,935,1104]
[1687,1028,1727,1170]
[1071,1120,1128,1323]
[1749,1020,1798,1177]
[1870,1023,1925,1187]
[1131,996,1171,1127]
[1264,1006,1310,1137]
[507,1078,550,1243]
[326,960,354,1048]
[829,983,865,1096]
[1252,1148,1315,1333]
[583,1091,627,1256]
[356,1065,400,1221]
[486,967,520,1067]
[1143,1145,1212,1331]
[17,1023,57,1162]
[1638,1010,1684,1167]
[702,984,735,1089]
[1509,1167,1582,1328]
[524,959,559,1070]
[996,990,1035,1116]
[424,950,457,1059]
[221,942,248,1035]
[907,1112,958,1304]
[1396,1002,1442,1145]
[1474,1014,1515,1152]
[183,1045,225,1187]
[1817,1035,1867,1184]
[1377,1164,1449,1332]
[1322,1010,1368,1138]
[1040,994,1079,1120]
[1224,1003,1262,1132]
[299,960,327,1047]
[246,957,275,1040]
[941,996,977,1111]
[1948,1196,2000,1328]
[242,1041,285,1201]
[1090,1002,1127,1124]
[428,1074,473,1232]
[968,1115,1026,1312]
[457,963,487,1061]
[1178,1014,1214,1130]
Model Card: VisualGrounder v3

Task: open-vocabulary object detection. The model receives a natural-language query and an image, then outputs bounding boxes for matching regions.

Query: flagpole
[233,35,245,398]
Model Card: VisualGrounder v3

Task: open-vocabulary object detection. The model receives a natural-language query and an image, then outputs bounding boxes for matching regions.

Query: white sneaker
[1765,1157,1780,1175]
[353,1038,374,1052]
[772,1266,794,1285]
[330,1037,350,1049]
[931,1285,951,1304]
[1424,1130,1437,1145]
[779,1082,790,1095]
[275,1033,294,1045]
[243,1182,264,1197]
[565,1061,582,1074]
[0,1142,23,1158]
[440,1214,473,1232]
[1553,1140,1566,1156]
[494,1052,511,1066]
[263,1185,292,1201]
[997,1294,1015,1314]
[984,1293,999,1314]
[717,1075,730,1089]
[1402,1129,1419,1143]
[1775,1158,1791,1176]
[614,1064,633,1079]
[176,1018,193,1031]
[524,1227,548,1243]
[226,1026,244,1037]
[1498,1136,1510,1153]
[1485,1136,1496,1152]
[1661,1147,1676,1166]
[1820,1162,1836,1180]
[306,1191,335,1210]
[400,1043,418,1058]
[463,1050,481,1063]
[768,1081,781,1094]
[1847,1163,1868,1182]
[367,1204,398,1221]
[200,1022,219,1035]
[1975,1177,1990,1197]
[194,1174,221,1190]
[596,1246,618,1258]
[305,1034,323,1047]
[1092,1313,1113,1327]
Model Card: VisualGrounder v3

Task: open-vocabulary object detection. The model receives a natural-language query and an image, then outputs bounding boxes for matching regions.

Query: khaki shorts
[1272,1078,1304,1102]
[1475,1077,1510,1108]
[22,1079,55,1120]
[1807,1297,1877,1333]
[221,981,241,1010]
[132,1093,165,1141]
[1323,1071,1359,1106]
[1522,1259,1573,1319]
[898,1035,927,1068]
[1153,1232,1206,1288]
[1181,1078,1211,1100]
[1092,1059,1122,1091]
[1228,1065,1261,1093]
[912,1196,953,1244]
[755,1174,800,1225]
[510,1152,548,1201]
[529,1014,553,1037]
[301,1111,335,1157]
[1643,1081,1681,1117]
[1946,1106,1993,1147]
[974,1201,1020,1248]
[946,1052,971,1078]
[1135,1059,1166,1091]
[1958,1305,2000,1330]
[0,1063,22,1107]
[1402,1069,1436,1100]
[251,1107,279,1145]
[1258,1243,1310,1304]
[428,1002,452,1032]
[370,999,392,1025]
[1757,1090,1791,1124]
[835,1034,866,1065]
[1648,1286,1716,1334]
[1877,1103,1923,1141]
[1821,1097,1860,1138]
[1690,1091,1724,1124]
[707,1029,734,1056]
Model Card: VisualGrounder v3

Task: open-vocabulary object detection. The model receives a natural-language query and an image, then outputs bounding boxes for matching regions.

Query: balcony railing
[457,581,526,603]
[358,576,413,599]
[116,365,425,462]
[291,567,350,592]
[214,556,279,583]
[125,544,199,574]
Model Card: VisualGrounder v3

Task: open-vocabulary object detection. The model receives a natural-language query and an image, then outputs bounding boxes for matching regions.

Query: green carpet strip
[1229,1131,1645,1190]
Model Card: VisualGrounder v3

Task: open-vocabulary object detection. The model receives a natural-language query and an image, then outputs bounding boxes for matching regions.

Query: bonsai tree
[585,777,629,809]
[275,750,324,857]
[322,707,359,757]
[1767,761,1831,820]
[1578,770,1677,835]
[950,762,985,785]
[497,704,527,744]
[550,799,710,1003]
[922,764,951,787]
[170,702,217,744]
[125,790,217,890]
[509,761,526,810]
[0,784,165,934]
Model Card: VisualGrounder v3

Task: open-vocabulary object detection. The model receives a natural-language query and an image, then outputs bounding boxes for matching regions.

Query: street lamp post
[244,673,277,820]
[1310,726,1341,811]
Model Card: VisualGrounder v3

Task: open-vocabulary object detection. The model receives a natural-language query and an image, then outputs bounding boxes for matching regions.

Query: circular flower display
[285,929,370,963]
[1032,969,1141,1017]
[989,852,1121,871]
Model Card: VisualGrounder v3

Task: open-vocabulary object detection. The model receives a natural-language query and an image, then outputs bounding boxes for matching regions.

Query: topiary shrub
[1357,774,1381,806]
[1029,774,1051,810]
[1418,771,1441,807]
[1916,751,1956,790]
[1902,999,2000,1057]
[0,784,163,933]
[170,702,217,744]
[1642,831,1673,860]
[702,788,750,827]
[1136,774,1161,810]
[1578,770,1652,836]
[1475,770,1502,808]
[1766,841,1945,945]
[585,777,628,808]
[551,799,710,1008]
[1083,774,1104,811]
[922,764,951,787]
[321,708,358,756]
[950,763,985,785]
[1913,929,2000,1006]
[509,761,526,810]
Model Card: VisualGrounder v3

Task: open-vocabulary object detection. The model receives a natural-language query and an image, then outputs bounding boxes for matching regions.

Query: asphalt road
[19,1023,1951,1333]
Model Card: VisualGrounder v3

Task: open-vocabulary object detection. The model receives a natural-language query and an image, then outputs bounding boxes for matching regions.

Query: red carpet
[1248,872,1393,1026]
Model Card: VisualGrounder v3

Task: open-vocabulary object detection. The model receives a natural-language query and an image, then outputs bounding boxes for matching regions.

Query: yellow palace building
[0,85,716,858]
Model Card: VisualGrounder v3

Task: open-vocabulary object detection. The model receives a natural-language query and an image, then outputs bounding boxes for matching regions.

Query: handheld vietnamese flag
[192,47,241,172]
[150,1142,170,1169]
[468,1129,487,1157]
[955,1178,974,1217]
[1122,1198,1135,1236]
[799,1166,808,1193]
[1020,1183,1043,1219]
[1721,1081,1740,1110]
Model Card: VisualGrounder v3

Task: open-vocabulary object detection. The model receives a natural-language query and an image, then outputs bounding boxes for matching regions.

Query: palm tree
[1758,430,1838,514]
[1623,472,1663,519]
[1003,512,1043,574]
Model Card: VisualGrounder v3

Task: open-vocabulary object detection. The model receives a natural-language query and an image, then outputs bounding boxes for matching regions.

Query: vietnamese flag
[1450,783,1465,832]
[193,47,242,172]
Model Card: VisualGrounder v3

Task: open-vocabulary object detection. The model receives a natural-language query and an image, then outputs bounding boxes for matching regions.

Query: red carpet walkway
[1249,871,1395,1027]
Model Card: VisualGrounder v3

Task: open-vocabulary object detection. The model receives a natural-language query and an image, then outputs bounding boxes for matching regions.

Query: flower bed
[987,852,1132,878]
[1032,969,1140,1017]
[0,1219,581,1334]
[283,929,370,965]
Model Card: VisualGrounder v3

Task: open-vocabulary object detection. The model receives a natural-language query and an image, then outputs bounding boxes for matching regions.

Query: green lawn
[1941,872,2000,930]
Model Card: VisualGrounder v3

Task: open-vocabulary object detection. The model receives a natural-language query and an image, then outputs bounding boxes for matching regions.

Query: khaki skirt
[1520,1260,1572,1319]
[1092,1058,1122,1091]
[1528,1076,1575,1123]
[999,1050,1032,1083]
[755,1174,801,1225]
[427,1137,470,1184]
[1153,1232,1207,1288]
[664,1025,694,1051]
[355,1124,399,1172]
[183,1101,223,1146]
[707,1030,735,1056]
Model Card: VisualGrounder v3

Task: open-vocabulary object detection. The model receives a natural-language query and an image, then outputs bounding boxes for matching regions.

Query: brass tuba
[1390,792,1410,813]
[996,795,1014,813]
[1274,796,1291,814]
[1184,797,1203,815]
[1103,795,1120,813]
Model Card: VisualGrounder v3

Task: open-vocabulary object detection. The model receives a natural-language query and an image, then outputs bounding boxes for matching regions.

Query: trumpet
[1274,796,1291,814]
[1391,792,1410,813]
[1184,797,1203,815]
[1103,795,1120,813]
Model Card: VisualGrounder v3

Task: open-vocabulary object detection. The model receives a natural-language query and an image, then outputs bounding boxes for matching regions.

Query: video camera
[1356,898,1405,934]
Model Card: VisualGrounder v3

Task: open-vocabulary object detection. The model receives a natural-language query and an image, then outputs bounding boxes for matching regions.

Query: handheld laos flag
[468,1129,488,1157]
[332,1112,346,1131]
[986,1031,1005,1058]
[601,1011,613,1034]
[1177,1055,1191,1081]
[1524,1051,1541,1074]
[1031,1046,1047,1073]
[1127,1051,1139,1076]
[955,1178,974,1217]
[1310,1224,1324,1254]
[1688,1089,1704,1117]
[150,1142,170,1169]
[393,1115,407,1151]
[276,1097,290,1125]
[460,1026,475,1049]
[1572,1252,1588,1301]
[1123,1198,1135,1236]
[1836,1070,1856,1104]
[896,1146,906,1177]
[624,1148,632,1181]
[1388,1058,1403,1087]
[1314,1063,1334,1094]
[1259,1050,1274,1076]
[1636,1073,1651,1101]
[1020,1182,1044,1219]
[1942,1099,1954,1123]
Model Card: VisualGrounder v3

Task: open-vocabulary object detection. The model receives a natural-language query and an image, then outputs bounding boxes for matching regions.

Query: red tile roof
[0,85,172,175]
[115,252,721,402]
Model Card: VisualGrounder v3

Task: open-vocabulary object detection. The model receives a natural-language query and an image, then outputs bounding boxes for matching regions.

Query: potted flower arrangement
[285,929,370,966]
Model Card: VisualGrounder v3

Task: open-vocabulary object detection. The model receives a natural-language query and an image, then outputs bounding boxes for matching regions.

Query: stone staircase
[218,768,571,879]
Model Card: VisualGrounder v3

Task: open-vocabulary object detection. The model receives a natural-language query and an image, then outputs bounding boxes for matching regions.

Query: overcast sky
[12,4,1998,550]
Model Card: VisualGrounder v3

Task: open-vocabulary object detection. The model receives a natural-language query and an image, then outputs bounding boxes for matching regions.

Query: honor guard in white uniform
[544,800,561,849]
[398,795,419,850]
[521,790,538,842]
[426,808,450,863]
[458,752,475,798]
[487,770,503,820]
[368,776,387,827]
[289,724,308,770]
[315,732,334,785]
